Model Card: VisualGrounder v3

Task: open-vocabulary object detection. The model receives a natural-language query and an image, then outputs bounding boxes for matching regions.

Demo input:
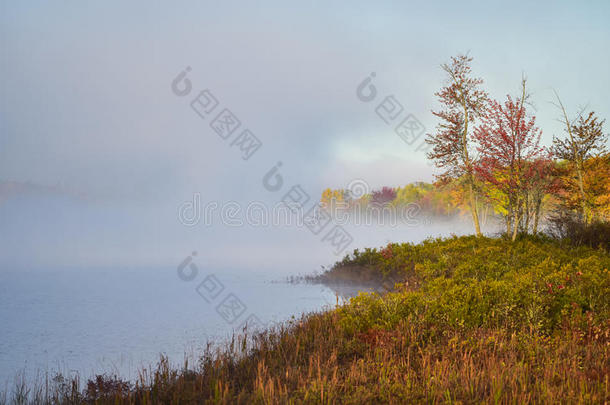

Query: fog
[2,1,609,275]
[0,189,480,274]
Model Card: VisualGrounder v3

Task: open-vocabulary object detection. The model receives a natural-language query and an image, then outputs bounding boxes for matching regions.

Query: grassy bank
[3,236,609,404]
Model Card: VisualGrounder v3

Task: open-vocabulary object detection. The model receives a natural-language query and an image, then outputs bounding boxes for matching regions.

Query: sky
[1,0,609,268]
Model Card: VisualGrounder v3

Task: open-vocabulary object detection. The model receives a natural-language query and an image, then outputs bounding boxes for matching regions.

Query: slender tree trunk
[524,193,530,233]
[576,163,587,224]
[461,102,482,237]
[511,208,520,242]
[506,200,513,237]
[533,199,541,235]
[468,181,482,237]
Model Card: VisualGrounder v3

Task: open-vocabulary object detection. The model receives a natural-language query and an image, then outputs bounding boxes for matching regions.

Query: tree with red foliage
[426,54,488,236]
[371,186,397,206]
[474,79,546,240]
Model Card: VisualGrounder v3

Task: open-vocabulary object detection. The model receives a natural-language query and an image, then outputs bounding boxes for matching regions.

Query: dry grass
[3,312,607,404]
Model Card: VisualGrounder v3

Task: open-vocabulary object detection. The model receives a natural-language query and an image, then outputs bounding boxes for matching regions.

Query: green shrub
[337,236,610,335]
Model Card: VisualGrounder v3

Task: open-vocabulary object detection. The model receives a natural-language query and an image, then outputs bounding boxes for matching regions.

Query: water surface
[0,266,343,385]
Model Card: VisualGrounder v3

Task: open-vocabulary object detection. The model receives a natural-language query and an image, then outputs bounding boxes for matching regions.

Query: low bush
[338,236,610,336]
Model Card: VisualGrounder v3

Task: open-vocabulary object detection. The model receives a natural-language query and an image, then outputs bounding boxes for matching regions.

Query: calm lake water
[0,195,477,387]
[0,266,351,385]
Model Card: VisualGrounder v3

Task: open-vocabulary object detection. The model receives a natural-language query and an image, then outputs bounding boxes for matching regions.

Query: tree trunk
[511,210,520,242]
[468,181,482,237]
[576,164,587,224]
[524,193,530,233]
[506,199,515,238]
[533,199,541,235]
[460,97,482,238]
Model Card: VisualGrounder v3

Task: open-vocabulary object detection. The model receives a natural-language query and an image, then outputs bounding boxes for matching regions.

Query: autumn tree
[371,187,397,206]
[320,188,345,208]
[474,80,546,241]
[585,155,610,221]
[555,153,610,223]
[552,101,608,223]
[426,54,488,236]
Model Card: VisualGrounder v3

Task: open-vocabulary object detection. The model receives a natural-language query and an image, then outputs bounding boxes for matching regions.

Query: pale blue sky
[1,0,609,198]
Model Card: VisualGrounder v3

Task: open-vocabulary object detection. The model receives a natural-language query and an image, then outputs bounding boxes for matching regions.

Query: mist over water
[0,190,483,384]
[0,188,484,272]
